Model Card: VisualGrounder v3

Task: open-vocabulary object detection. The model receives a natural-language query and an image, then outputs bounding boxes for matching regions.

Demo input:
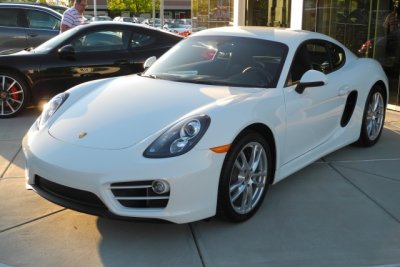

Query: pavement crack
[0,146,22,179]
[189,223,206,267]
[0,209,67,234]
[327,162,400,225]
[326,163,400,183]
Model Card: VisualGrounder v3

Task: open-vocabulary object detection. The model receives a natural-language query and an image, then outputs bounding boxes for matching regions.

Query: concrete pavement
[0,107,400,267]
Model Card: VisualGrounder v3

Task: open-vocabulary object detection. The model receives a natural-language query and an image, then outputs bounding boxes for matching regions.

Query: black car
[2,2,68,14]
[0,3,62,52]
[0,22,183,118]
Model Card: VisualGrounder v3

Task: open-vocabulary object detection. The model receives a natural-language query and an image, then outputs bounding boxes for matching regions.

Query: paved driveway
[1,107,400,267]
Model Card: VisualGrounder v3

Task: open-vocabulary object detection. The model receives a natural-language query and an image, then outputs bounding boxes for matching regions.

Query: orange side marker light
[210,144,231,153]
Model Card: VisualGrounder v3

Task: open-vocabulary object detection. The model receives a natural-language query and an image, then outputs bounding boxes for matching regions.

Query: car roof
[75,21,184,38]
[0,2,62,17]
[3,2,67,10]
[193,26,341,48]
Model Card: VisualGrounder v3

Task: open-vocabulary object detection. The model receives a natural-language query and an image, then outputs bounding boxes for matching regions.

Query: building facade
[84,0,191,19]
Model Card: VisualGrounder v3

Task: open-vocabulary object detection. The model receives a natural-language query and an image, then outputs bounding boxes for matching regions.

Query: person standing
[60,0,88,33]
[383,5,399,56]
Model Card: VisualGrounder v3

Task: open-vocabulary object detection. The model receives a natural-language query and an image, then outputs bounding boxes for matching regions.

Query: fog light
[152,180,170,194]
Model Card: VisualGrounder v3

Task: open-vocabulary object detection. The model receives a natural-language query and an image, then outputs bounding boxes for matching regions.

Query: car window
[306,42,332,73]
[286,45,312,85]
[130,32,156,48]
[287,40,344,86]
[26,10,60,30]
[0,9,18,27]
[72,30,128,52]
[329,43,346,71]
[145,36,288,88]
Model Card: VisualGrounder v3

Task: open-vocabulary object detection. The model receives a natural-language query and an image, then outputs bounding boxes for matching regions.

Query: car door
[36,27,140,96]
[283,40,348,163]
[24,9,60,48]
[36,26,179,97]
[0,8,28,51]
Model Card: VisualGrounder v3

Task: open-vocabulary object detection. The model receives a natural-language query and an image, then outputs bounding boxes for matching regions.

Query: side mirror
[143,56,157,69]
[58,44,75,60]
[295,70,327,94]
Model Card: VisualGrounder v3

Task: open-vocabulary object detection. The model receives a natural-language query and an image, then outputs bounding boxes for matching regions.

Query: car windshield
[33,26,80,53]
[144,36,288,88]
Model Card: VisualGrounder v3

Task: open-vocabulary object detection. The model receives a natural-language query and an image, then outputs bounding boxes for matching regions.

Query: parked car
[91,15,112,22]
[163,22,192,37]
[0,3,62,52]
[3,2,68,14]
[113,16,137,23]
[142,18,161,28]
[0,22,183,117]
[23,27,388,223]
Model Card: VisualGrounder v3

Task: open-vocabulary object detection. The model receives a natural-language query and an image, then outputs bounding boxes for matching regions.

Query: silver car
[0,3,61,53]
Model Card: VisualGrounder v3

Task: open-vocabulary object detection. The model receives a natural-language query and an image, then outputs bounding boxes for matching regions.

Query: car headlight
[144,115,211,158]
[37,93,69,129]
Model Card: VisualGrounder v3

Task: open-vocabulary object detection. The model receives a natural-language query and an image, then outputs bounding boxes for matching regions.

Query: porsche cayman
[23,27,388,223]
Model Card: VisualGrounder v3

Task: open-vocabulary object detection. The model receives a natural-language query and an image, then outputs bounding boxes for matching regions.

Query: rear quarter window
[329,43,346,71]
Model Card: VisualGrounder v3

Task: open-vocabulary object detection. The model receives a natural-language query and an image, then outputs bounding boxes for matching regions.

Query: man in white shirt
[60,0,88,33]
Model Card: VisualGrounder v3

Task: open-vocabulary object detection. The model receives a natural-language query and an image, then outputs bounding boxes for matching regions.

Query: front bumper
[22,124,225,224]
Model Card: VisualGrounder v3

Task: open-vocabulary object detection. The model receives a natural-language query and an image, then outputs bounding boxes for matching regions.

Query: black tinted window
[0,9,18,27]
[72,30,128,52]
[130,32,156,48]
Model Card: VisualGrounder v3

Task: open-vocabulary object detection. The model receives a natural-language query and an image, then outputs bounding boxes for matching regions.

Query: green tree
[108,0,159,15]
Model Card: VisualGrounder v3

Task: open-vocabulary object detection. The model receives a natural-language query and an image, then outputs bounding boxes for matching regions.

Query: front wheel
[356,85,386,147]
[0,72,29,118]
[217,131,272,222]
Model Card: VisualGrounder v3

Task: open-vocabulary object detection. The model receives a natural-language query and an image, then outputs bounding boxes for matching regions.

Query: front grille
[35,175,106,209]
[110,181,169,208]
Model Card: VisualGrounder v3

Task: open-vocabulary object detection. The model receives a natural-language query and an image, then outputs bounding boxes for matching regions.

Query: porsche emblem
[78,132,87,139]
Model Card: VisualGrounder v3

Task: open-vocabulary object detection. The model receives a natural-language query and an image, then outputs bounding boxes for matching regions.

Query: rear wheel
[0,72,29,118]
[357,85,386,146]
[217,130,272,222]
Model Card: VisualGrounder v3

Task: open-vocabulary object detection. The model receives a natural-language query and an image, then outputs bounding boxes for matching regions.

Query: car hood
[0,48,32,56]
[49,75,258,150]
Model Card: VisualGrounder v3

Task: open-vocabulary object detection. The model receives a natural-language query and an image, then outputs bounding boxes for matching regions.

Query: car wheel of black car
[357,85,386,147]
[0,72,29,118]
[217,130,272,222]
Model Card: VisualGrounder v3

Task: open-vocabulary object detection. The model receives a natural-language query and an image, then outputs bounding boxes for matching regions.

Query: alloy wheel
[0,75,25,117]
[366,91,384,141]
[229,141,268,214]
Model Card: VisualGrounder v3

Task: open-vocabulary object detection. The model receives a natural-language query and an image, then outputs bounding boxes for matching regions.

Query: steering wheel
[242,66,273,86]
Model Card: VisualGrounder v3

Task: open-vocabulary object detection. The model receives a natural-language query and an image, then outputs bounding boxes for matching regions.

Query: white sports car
[23,27,388,223]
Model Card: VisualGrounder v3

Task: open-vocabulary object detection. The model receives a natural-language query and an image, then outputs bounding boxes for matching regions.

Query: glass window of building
[245,0,291,27]
[303,0,400,107]
[192,0,234,31]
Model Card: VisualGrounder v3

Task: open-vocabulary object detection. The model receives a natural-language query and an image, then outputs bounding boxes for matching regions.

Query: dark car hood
[0,48,33,56]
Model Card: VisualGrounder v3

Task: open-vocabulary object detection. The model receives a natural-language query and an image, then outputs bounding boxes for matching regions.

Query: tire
[217,130,272,222]
[0,71,29,118]
[356,85,386,147]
